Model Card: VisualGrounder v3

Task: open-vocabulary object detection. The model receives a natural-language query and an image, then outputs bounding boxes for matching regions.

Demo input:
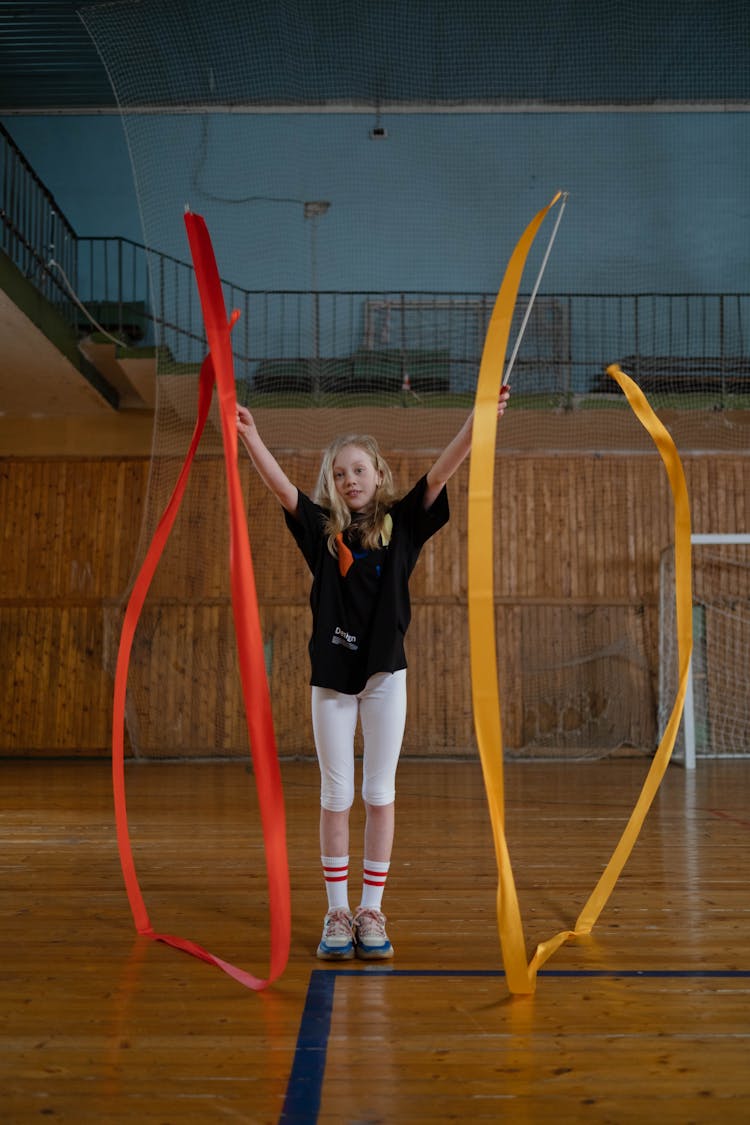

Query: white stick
[504,191,569,385]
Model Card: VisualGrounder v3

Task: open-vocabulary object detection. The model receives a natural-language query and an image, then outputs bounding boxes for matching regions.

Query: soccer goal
[659,534,750,768]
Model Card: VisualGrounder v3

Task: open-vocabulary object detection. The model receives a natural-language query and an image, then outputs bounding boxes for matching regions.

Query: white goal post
[671,534,750,770]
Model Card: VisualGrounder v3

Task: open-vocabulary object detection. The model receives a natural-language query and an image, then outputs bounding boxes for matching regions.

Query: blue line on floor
[278,969,336,1125]
[279,966,750,1123]
[322,967,750,978]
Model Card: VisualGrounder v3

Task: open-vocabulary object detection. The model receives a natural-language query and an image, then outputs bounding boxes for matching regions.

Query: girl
[237,387,510,960]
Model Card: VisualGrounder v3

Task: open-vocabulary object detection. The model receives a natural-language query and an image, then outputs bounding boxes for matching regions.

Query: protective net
[660,539,750,760]
[82,0,750,760]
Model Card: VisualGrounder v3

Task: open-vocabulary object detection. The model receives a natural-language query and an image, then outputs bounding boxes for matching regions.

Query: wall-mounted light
[370,105,388,140]
[303,201,331,219]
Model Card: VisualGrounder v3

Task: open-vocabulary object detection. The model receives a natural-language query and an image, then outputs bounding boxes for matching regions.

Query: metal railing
[3,122,750,399]
[1,121,78,311]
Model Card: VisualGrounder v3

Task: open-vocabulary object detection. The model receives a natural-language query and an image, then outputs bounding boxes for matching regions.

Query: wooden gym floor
[1,756,749,1123]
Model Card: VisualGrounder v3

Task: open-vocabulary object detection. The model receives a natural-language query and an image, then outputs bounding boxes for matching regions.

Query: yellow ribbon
[571,366,693,937]
[468,200,693,993]
[468,192,565,994]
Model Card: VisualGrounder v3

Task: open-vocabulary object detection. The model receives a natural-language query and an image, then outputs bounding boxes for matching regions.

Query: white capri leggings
[311,669,407,812]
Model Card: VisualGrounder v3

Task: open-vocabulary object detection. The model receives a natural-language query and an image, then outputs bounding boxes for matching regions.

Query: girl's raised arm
[423,385,510,510]
[236,405,299,514]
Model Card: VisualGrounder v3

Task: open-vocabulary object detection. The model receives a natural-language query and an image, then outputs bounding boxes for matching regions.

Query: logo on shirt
[332,626,358,651]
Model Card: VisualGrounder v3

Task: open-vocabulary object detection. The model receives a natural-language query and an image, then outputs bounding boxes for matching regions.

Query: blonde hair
[314,434,398,556]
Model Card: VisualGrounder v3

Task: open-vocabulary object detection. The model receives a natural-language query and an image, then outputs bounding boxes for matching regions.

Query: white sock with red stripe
[321,854,350,911]
[360,858,390,910]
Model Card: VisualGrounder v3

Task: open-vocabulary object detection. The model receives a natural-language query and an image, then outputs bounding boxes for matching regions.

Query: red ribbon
[111,211,290,990]
[335,532,354,577]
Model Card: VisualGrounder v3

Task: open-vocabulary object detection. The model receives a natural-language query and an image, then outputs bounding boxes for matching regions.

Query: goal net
[80,0,750,761]
[660,536,750,762]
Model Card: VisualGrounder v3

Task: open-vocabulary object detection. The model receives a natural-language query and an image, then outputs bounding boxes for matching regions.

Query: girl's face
[332,445,382,512]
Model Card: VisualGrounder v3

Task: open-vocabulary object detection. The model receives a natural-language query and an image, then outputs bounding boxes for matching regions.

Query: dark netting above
[81,0,750,108]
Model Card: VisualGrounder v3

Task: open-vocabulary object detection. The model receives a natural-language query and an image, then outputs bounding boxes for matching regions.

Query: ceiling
[0,1,116,111]
[1,1,750,114]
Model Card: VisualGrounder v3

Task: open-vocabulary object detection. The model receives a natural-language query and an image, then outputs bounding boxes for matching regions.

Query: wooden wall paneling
[518,458,537,599]
[736,457,750,530]
[212,604,234,753]
[622,458,639,602]
[714,454,729,534]
[571,456,589,603]
[22,464,43,595]
[0,605,112,753]
[16,606,40,748]
[80,605,113,749]
[203,603,227,753]
[553,456,569,596]
[111,461,144,593]
[541,459,560,598]
[132,605,164,756]
[556,458,572,599]
[567,457,584,599]
[404,602,474,755]
[264,604,313,754]
[12,607,36,747]
[53,605,73,745]
[495,602,523,751]
[83,463,107,596]
[594,457,612,600]
[27,462,51,595]
[58,606,110,751]
[571,458,590,600]
[402,606,429,754]
[687,458,702,535]
[0,464,14,593]
[646,456,672,599]
[625,456,643,603]
[160,602,184,754]
[628,458,646,602]
[85,464,109,599]
[198,603,222,752]
[215,604,243,754]
[1,450,747,757]
[36,606,57,748]
[493,457,513,598]
[0,609,13,745]
[596,457,612,592]
[142,466,190,601]
[517,603,655,754]
[444,464,465,600]
[0,609,25,747]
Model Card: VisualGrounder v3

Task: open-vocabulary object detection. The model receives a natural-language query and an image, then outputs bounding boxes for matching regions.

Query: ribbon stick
[111,212,290,991]
[527,365,693,976]
[571,365,692,934]
[468,192,565,994]
[469,203,693,994]
[504,192,568,385]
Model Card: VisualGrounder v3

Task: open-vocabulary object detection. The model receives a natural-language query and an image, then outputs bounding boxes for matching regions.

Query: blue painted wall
[4,109,750,388]
[5,110,750,297]
[4,116,141,243]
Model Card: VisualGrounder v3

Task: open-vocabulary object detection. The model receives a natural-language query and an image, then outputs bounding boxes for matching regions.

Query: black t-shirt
[284,475,449,694]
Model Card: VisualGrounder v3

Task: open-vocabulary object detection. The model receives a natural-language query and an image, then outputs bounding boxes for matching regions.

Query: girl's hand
[498,384,511,417]
[236,404,256,441]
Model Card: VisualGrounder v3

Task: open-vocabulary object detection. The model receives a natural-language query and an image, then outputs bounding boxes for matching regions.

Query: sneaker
[353,906,394,960]
[317,908,355,960]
